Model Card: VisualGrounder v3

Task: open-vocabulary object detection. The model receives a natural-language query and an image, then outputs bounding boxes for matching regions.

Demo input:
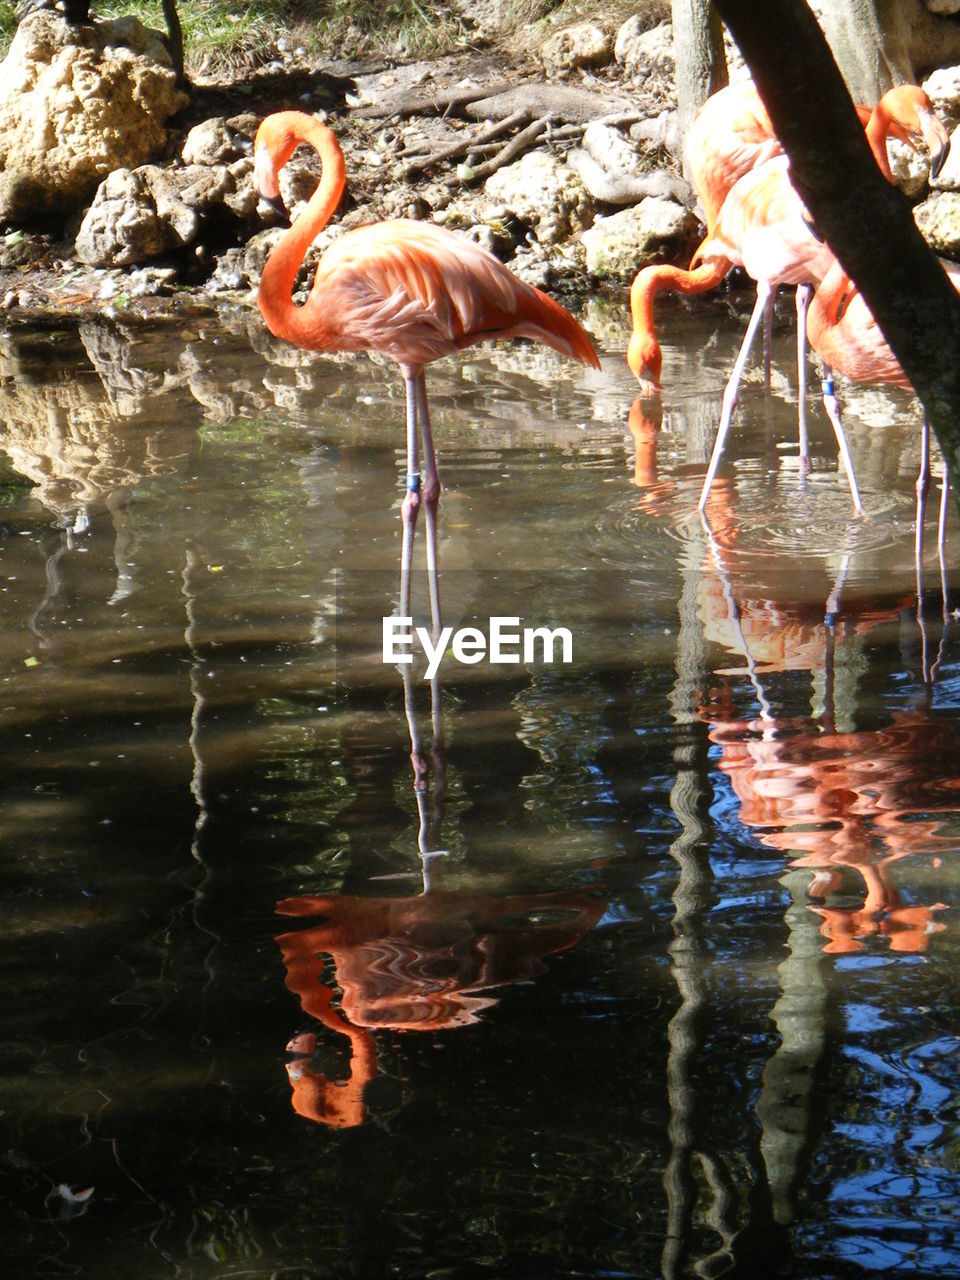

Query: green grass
[0,1,470,67]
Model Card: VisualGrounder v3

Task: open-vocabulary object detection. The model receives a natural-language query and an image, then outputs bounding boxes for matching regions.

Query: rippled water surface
[2,290,960,1278]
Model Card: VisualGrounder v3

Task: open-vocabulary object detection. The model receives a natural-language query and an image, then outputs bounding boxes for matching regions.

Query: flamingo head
[253,114,304,192]
[878,85,950,179]
[627,325,663,395]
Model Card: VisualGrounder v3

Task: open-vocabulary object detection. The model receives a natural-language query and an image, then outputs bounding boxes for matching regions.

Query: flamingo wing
[301,220,598,369]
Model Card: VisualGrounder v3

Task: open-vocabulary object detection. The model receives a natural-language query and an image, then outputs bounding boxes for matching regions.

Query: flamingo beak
[254,145,287,218]
[920,109,950,179]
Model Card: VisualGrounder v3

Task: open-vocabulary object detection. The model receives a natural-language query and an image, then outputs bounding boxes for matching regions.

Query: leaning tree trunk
[671,0,728,175]
[818,0,960,104]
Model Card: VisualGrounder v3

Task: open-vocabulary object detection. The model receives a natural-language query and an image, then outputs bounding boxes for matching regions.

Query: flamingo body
[806,257,960,389]
[698,155,834,289]
[261,215,598,370]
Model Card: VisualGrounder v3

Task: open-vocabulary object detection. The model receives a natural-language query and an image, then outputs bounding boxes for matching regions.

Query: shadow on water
[0,291,959,1276]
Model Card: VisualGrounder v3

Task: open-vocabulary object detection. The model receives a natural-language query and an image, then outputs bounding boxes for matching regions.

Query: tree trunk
[712,0,960,502]
[819,0,960,104]
[161,0,185,87]
[671,0,728,175]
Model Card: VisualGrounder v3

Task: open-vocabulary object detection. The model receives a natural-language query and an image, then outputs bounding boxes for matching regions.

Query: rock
[581,199,700,281]
[888,138,937,198]
[0,11,187,223]
[539,21,613,75]
[483,149,594,246]
[181,114,260,167]
[630,111,682,164]
[614,17,675,81]
[932,125,960,191]
[925,0,960,12]
[923,66,960,129]
[914,191,960,258]
[75,163,247,266]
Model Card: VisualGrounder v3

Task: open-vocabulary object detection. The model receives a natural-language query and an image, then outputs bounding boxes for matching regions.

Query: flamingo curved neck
[865,104,895,182]
[258,117,347,348]
[631,260,730,342]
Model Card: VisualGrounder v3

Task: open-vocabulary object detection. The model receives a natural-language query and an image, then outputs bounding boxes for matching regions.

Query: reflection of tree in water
[650,499,960,1275]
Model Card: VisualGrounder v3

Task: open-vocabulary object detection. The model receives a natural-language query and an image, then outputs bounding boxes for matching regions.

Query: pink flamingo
[253,111,599,588]
[628,86,948,512]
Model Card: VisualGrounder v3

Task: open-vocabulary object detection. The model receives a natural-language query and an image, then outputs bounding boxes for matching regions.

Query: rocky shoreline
[3,7,960,325]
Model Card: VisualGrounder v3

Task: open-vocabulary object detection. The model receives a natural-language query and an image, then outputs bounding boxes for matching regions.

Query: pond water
[1,285,959,1279]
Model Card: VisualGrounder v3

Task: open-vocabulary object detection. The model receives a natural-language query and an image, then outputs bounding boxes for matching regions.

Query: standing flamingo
[807,254,957,644]
[253,110,600,591]
[628,86,948,511]
[631,82,872,396]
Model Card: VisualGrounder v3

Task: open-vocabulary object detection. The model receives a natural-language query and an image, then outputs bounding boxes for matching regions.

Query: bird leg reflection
[914,415,952,682]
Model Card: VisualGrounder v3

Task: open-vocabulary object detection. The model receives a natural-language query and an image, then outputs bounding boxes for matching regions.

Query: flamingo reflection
[275,882,604,1127]
[697,555,951,955]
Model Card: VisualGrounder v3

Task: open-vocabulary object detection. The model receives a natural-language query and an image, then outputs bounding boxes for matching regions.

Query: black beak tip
[259,192,289,223]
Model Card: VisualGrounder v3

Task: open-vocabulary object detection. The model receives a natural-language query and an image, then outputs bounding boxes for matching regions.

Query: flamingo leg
[795,284,811,477]
[916,413,931,581]
[414,372,442,639]
[939,461,950,622]
[399,368,428,792]
[916,415,933,681]
[698,282,773,511]
[400,369,422,576]
[818,368,863,514]
[413,371,449,884]
[762,287,774,389]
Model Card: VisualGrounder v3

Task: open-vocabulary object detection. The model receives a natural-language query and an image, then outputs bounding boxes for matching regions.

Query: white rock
[540,21,613,75]
[483,149,594,246]
[580,199,699,281]
[614,18,674,80]
[0,11,187,222]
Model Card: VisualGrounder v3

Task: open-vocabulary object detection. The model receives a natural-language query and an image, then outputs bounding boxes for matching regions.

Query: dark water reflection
[1,292,959,1277]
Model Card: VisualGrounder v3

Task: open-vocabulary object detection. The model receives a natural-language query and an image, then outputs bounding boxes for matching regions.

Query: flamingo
[253,110,600,590]
[630,82,869,395]
[628,86,948,511]
[807,254,957,636]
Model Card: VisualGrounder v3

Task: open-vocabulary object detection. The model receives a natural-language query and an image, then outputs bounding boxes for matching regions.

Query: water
[1,287,959,1278]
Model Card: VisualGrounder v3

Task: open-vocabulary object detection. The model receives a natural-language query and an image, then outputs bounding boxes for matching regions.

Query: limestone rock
[614,17,675,81]
[922,66,960,129]
[483,149,594,246]
[181,114,260,167]
[75,163,243,266]
[568,122,691,206]
[888,138,936,198]
[581,199,699,281]
[540,21,613,75]
[914,191,960,258]
[930,124,960,192]
[0,11,188,223]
